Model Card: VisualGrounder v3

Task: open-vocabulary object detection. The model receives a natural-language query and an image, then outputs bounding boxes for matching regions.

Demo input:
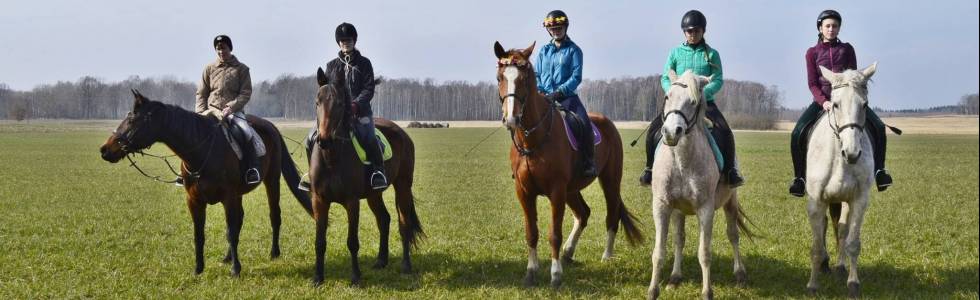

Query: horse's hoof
[834,265,847,278]
[702,288,714,300]
[522,272,536,288]
[350,277,363,288]
[311,277,324,288]
[820,257,831,274]
[194,264,204,275]
[806,287,818,297]
[847,282,860,299]
[648,286,660,300]
[400,261,414,274]
[734,270,748,287]
[230,266,241,278]
[270,248,281,260]
[550,277,562,289]
[560,253,575,265]
[372,260,388,269]
[667,274,683,288]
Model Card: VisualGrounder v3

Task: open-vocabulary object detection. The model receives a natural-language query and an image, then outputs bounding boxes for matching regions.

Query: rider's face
[338,39,356,53]
[215,43,232,61]
[684,28,704,44]
[547,25,567,40]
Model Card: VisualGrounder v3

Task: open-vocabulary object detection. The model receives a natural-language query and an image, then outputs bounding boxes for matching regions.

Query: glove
[545,91,564,102]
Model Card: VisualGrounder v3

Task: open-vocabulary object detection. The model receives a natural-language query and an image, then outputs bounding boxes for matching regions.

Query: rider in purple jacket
[788,10,894,197]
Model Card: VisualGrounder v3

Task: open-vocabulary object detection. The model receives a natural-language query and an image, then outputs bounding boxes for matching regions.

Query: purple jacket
[805,40,856,105]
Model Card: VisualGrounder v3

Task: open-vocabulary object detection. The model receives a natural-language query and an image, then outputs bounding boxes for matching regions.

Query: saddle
[558,110,601,151]
[351,128,393,165]
[653,124,724,170]
[221,122,247,160]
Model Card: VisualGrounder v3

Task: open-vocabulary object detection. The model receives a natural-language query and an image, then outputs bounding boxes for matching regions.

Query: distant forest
[2,77,976,129]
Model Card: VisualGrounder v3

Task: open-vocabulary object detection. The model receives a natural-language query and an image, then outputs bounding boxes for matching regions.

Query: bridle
[498,57,556,156]
[114,108,220,184]
[827,81,869,141]
[662,81,704,135]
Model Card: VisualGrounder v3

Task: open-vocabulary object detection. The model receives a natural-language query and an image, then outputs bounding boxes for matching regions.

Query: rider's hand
[351,102,360,116]
[822,101,832,111]
[545,92,563,102]
[222,107,233,117]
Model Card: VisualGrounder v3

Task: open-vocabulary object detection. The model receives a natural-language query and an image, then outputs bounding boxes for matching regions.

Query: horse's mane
[146,100,219,140]
[678,72,704,106]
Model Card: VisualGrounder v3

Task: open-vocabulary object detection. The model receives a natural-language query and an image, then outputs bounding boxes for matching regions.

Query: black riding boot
[866,109,893,191]
[640,117,664,186]
[365,141,388,191]
[789,103,823,197]
[298,128,317,191]
[706,103,744,187]
[243,141,261,185]
[578,117,597,178]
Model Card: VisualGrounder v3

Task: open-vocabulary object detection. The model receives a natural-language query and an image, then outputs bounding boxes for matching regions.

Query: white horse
[805,62,878,299]
[647,70,753,300]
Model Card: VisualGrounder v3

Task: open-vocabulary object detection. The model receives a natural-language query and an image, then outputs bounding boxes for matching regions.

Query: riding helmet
[816,9,842,27]
[681,10,707,30]
[335,22,358,43]
[542,10,569,27]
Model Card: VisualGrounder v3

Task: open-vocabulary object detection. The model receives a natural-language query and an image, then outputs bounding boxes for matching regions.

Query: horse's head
[662,69,711,146]
[314,67,351,145]
[820,62,877,164]
[99,89,167,163]
[494,41,537,129]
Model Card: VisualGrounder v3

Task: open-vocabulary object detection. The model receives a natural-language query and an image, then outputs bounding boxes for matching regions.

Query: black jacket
[326,50,375,117]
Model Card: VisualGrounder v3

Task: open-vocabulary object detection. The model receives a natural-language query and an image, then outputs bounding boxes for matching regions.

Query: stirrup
[298,173,311,192]
[175,176,185,187]
[245,168,261,184]
[370,170,389,190]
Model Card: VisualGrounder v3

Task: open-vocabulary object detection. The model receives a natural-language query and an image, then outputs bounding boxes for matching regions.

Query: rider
[189,34,262,186]
[639,10,744,187]
[299,22,387,191]
[789,10,893,196]
[536,9,596,178]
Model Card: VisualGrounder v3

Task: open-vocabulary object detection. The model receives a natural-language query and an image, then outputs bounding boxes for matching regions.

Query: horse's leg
[265,170,283,259]
[518,191,539,287]
[843,199,868,299]
[806,199,829,295]
[546,189,567,288]
[344,200,362,287]
[834,202,851,276]
[647,201,671,300]
[598,169,622,261]
[366,193,390,269]
[724,196,747,287]
[223,197,244,277]
[188,199,207,275]
[311,195,330,287]
[695,204,716,300]
[561,191,590,264]
[667,210,685,288]
[393,179,421,274]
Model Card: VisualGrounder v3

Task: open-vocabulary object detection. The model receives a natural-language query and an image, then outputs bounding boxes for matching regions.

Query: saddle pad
[654,125,724,170]
[562,117,602,151]
[351,128,393,165]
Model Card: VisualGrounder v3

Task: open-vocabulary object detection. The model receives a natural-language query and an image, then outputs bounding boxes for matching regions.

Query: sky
[2,0,978,109]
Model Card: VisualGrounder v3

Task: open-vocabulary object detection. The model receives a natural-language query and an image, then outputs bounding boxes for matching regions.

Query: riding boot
[243,140,261,185]
[640,117,664,186]
[365,141,389,190]
[298,127,317,191]
[866,108,893,191]
[706,103,744,187]
[789,103,822,196]
[578,116,597,178]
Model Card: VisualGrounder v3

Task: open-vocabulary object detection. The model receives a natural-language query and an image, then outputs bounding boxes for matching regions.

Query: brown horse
[493,42,643,288]
[309,67,424,287]
[99,90,313,276]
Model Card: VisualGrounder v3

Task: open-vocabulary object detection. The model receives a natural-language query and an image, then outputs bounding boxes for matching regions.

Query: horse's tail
[279,135,313,217]
[618,202,645,246]
[394,131,425,248]
[725,195,758,240]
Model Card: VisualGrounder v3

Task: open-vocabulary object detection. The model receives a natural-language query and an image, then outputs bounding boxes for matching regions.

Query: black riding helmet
[816,9,842,27]
[213,35,232,51]
[542,10,569,27]
[681,10,707,30]
[335,22,358,43]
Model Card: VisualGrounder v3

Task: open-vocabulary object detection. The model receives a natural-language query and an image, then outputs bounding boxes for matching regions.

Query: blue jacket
[535,38,583,96]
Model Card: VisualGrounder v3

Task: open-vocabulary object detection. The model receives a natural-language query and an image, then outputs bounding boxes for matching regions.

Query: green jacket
[660,42,723,102]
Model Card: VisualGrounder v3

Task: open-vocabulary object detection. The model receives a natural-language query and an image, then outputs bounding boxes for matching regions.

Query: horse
[99,90,313,276]
[493,41,643,288]
[804,63,878,299]
[647,70,753,300]
[309,67,424,287]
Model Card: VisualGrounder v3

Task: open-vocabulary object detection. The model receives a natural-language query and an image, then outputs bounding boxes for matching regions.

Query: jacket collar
[337,49,362,61]
[217,55,240,67]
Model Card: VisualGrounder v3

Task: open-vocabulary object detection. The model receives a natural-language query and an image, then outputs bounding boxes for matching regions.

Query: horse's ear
[521,41,536,59]
[819,65,840,83]
[316,67,329,87]
[860,61,878,79]
[698,75,713,87]
[494,41,507,59]
[132,89,146,105]
[668,69,678,82]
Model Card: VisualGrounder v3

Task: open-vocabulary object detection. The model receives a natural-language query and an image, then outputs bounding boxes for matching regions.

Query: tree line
[14,75,973,129]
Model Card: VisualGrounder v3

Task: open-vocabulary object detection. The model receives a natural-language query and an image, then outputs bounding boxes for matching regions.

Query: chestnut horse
[309,67,424,286]
[99,90,313,276]
[493,42,643,288]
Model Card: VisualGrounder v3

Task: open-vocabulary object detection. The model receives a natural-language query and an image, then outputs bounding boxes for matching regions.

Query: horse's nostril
[856,150,862,159]
[675,127,682,136]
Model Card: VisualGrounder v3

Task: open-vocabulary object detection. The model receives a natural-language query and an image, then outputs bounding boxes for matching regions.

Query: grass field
[1,122,977,299]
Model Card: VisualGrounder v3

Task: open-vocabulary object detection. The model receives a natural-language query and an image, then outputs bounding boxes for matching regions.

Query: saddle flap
[560,111,601,151]
[351,128,393,165]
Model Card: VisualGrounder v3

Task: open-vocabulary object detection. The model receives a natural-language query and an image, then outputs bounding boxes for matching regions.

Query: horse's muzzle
[99,143,126,163]
[842,149,862,164]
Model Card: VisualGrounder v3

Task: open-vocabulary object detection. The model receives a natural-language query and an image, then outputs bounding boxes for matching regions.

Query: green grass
[1,123,977,299]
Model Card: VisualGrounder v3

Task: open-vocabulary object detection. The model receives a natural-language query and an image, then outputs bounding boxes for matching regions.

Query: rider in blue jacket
[536,10,596,177]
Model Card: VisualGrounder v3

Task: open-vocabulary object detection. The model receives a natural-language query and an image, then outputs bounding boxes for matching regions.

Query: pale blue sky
[2,0,977,109]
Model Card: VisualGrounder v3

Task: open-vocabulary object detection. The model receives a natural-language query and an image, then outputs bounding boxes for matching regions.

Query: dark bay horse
[309,67,423,286]
[99,90,313,276]
[493,42,643,288]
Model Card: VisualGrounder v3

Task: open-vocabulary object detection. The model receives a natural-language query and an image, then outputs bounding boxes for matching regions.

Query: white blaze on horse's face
[502,66,520,129]
[821,63,877,164]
